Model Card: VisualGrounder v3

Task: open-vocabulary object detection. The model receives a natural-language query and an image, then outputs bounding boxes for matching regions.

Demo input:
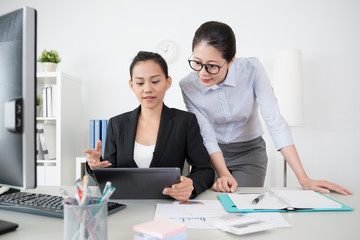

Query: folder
[101,119,108,158]
[51,85,57,117]
[89,120,95,149]
[37,123,49,160]
[46,87,52,118]
[94,120,102,147]
[218,189,353,213]
[42,87,47,117]
[36,128,44,160]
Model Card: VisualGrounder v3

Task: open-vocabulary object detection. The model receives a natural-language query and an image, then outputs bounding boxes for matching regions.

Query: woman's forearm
[210,151,232,177]
[280,145,309,184]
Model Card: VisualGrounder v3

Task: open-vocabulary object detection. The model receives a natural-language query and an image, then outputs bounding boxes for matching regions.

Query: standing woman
[180,21,352,195]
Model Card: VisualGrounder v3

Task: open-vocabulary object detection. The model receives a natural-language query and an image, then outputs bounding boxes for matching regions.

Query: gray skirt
[217,136,268,187]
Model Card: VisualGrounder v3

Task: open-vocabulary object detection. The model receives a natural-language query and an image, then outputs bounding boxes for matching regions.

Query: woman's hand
[162,176,194,201]
[212,175,238,193]
[83,140,111,170]
[300,177,353,195]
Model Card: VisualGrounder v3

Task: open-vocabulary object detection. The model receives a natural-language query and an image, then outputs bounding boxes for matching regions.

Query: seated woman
[85,51,215,201]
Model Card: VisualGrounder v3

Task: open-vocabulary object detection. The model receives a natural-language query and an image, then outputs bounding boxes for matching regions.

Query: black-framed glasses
[188,59,226,75]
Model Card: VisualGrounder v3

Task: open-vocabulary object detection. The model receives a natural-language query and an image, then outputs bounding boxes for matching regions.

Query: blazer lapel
[150,104,174,167]
[123,106,140,167]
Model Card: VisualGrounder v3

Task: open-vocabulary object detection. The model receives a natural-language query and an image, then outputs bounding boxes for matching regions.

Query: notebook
[219,189,353,212]
[93,168,181,199]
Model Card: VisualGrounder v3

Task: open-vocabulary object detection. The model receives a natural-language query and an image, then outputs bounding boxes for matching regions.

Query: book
[51,85,57,117]
[37,123,56,160]
[101,119,108,157]
[133,219,187,239]
[89,120,95,149]
[37,123,49,160]
[219,189,353,213]
[94,120,102,147]
[41,87,47,117]
[36,128,45,160]
[46,87,52,118]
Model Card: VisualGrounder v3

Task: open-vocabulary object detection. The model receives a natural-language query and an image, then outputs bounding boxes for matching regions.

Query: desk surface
[0,186,358,240]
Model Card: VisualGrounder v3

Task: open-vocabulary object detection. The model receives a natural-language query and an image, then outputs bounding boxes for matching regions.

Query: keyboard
[0,192,126,218]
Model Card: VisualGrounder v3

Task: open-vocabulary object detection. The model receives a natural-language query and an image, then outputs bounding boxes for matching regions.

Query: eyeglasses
[188,59,226,75]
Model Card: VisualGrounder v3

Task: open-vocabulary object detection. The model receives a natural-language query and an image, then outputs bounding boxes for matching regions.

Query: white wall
[1,0,359,191]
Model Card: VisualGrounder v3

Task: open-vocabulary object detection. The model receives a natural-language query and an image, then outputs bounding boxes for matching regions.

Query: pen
[82,175,89,191]
[96,186,116,204]
[80,175,90,205]
[252,193,265,205]
[75,178,82,191]
[76,189,82,204]
[103,181,112,194]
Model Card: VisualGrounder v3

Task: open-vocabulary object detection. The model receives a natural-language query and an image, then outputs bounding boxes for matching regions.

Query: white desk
[1,186,359,239]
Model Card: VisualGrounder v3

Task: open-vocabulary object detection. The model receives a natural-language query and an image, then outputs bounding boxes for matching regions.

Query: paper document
[154,200,291,229]
[154,200,226,229]
[228,190,342,210]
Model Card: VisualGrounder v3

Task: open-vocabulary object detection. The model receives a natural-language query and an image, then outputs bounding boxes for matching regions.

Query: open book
[219,189,353,212]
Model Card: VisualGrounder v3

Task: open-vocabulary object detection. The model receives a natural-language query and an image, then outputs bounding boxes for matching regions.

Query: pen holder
[64,200,108,240]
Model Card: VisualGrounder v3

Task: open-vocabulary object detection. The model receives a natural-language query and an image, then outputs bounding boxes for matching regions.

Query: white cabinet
[36,72,82,186]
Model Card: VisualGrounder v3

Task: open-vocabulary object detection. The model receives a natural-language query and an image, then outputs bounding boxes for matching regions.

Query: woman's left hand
[162,176,194,201]
[212,175,238,193]
[300,178,353,195]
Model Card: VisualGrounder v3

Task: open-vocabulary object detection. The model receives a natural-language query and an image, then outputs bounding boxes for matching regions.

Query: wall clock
[154,40,178,64]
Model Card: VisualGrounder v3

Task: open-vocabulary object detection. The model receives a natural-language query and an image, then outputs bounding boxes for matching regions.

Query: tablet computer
[92,168,181,199]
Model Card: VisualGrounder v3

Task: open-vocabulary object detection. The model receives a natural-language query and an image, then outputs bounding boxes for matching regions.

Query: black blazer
[88,104,214,198]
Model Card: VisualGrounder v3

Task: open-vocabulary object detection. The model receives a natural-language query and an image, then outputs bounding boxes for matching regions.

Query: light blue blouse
[179,57,294,155]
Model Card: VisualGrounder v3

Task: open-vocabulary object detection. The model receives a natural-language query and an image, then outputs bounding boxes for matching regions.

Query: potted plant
[38,49,61,72]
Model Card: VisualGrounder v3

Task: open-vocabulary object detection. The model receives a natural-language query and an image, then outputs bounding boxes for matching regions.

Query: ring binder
[218,189,354,213]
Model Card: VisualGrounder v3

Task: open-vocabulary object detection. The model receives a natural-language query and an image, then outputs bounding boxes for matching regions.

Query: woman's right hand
[83,140,111,170]
[212,175,238,193]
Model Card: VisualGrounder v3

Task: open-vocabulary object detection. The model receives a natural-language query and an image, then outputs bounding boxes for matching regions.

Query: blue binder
[94,120,102,148]
[101,119,108,158]
[218,193,353,213]
[89,120,95,149]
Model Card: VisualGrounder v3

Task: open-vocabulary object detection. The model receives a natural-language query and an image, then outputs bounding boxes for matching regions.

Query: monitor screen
[0,7,37,191]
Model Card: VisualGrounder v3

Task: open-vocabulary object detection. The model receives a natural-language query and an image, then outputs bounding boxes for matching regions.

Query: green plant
[37,49,61,63]
[36,96,41,106]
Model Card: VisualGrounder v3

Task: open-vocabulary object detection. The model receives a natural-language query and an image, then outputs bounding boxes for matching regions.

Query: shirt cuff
[272,131,294,151]
[204,141,221,155]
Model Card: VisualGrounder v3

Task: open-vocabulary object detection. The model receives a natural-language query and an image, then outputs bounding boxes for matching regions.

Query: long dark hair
[129,51,168,79]
[192,21,236,62]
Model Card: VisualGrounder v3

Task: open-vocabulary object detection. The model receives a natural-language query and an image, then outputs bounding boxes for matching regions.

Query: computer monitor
[0,7,37,192]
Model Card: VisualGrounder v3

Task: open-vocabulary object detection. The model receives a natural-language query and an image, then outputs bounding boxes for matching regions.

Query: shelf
[37,160,57,167]
[36,117,56,121]
[36,72,58,85]
[37,71,60,78]
[36,72,82,186]
[36,160,57,163]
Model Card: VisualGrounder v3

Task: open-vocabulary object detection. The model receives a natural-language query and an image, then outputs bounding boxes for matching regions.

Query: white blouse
[133,141,155,168]
[180,57,293,154]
